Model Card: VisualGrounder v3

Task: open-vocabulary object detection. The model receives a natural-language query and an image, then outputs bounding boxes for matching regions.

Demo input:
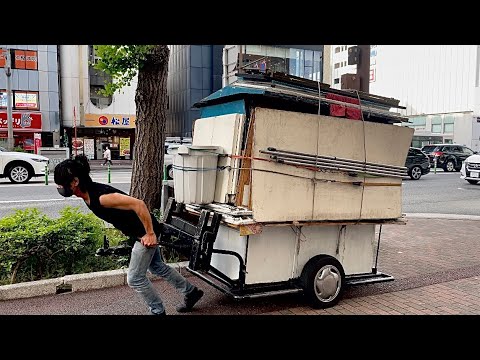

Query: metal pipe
[267,151,407,173]
[271,154,407,177]
[263,148,406,171]
[276,158,405,178]
[273,156,406,177]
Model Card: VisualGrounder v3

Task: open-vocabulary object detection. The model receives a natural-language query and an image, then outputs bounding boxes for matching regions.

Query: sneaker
[176,287,204,313]
[152,310,166,316]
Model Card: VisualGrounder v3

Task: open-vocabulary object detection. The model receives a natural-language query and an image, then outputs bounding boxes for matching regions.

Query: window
[443,114,454,133]
[431,115,442,133]
[0,90,10,108]
[334,62,340,69]
[463,147,474,155]
[335,47,341,53]
[407,116,426,128]
[88,45,112,109]
[334,78,340,84]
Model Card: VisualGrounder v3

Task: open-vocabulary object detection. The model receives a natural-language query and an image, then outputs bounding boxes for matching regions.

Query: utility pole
[3,49,14,151]
[357,45,370,93]
[343,45,371,94]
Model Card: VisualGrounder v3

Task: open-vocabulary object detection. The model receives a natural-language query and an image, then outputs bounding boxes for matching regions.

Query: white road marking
[0,198,82,204]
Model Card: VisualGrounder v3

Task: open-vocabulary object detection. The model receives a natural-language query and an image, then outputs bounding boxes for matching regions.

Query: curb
[0,261,189,301]
[405,213,480,221]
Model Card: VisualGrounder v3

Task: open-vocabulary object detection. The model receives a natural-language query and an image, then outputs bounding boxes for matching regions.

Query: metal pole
[373,224,382,274]
[108,164,111,183]
[4,49,14,151]
[73,106,77,157]
[45,164,49,185]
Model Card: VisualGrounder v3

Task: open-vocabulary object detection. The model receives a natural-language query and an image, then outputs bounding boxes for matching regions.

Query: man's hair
[54,154,92,192]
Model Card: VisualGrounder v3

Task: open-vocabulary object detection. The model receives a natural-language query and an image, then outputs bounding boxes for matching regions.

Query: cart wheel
[300,255,345,309]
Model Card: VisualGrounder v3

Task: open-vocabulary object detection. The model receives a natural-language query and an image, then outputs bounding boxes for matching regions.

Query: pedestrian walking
[103,146,113,166]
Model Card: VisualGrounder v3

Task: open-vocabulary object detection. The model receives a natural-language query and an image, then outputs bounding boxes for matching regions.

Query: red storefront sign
[0,112,42,132]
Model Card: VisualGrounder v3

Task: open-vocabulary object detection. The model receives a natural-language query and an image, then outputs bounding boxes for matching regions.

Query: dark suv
[421,144,476,172]
[405,147,430,180]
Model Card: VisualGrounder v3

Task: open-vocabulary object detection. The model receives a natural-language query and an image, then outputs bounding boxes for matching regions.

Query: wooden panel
[251,107,318,221]
[249,107,412,222]
[361,177,402,219]
[313,171,365,220]
[364,122,414,166]
[317,114,366,162]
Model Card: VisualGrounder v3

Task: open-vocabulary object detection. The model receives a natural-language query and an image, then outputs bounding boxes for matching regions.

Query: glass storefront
[243,45,323,81]
[64,127,134,160]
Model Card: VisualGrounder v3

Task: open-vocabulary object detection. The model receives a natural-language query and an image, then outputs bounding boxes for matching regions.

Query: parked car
[163,137,192,181]
[0,146,49,184]
[460,154,480,184]
[421,144,476,172]
[405,147,430,180]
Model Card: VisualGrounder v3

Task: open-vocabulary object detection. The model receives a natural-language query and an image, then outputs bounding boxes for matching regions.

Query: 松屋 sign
[84,114,136,128]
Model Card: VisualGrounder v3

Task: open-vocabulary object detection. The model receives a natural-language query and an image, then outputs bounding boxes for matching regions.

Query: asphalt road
[1,169,477,218]
[402,170,480,215]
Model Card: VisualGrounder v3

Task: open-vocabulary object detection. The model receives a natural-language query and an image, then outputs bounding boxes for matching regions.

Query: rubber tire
[444,160,455,172]
[409,166,422,180]
[8,164,32,184]
[166,164,174,180]
[467,180,479,185]
[300,255,345,309]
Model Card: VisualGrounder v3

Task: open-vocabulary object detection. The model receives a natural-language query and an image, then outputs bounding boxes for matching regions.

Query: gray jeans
[127,241,194,314]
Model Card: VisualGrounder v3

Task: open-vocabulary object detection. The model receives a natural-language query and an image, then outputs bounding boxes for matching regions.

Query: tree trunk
[130,45,169,211]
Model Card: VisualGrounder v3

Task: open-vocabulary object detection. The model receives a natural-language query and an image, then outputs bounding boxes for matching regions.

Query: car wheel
[8,164,32,184]
[409,166,422,180]
[444,160,455,172]
[300,255,345,309]
[467,180,479,185]
[166,165,174,180]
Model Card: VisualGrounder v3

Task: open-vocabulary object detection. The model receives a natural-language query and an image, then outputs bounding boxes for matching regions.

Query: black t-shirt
[85,182,162,239]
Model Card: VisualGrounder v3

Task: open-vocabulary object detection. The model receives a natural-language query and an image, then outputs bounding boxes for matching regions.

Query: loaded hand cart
[157,197,405,309]
[101,72,413,309]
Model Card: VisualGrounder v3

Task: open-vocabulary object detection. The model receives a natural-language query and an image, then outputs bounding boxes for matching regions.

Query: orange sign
[84,113,136,128]
[14,50,26,69]
[0,48,6,68]
[25,51,38,70]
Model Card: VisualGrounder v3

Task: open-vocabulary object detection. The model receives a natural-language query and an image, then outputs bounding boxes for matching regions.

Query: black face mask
[57,186,74,198]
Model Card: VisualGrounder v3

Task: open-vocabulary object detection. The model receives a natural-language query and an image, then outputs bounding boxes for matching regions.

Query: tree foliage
[93,45,155,96]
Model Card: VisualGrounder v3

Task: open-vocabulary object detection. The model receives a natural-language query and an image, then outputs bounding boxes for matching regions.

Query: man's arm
[99,193,157,247]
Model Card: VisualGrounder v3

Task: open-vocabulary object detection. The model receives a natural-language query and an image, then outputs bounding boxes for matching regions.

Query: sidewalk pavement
[2,214,480,315]
[89,159,132,171]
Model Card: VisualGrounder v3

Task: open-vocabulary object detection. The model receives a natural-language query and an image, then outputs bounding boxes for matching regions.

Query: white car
[164,137,192,181]
[0,146,49,184]
[460,154,480,184]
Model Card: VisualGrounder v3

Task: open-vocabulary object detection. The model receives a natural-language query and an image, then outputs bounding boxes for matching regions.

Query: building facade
[0,45,61,152]
[223,45,326,86]
[167,45,224,138]
[329,45,480,150]
[59,45,137,160]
